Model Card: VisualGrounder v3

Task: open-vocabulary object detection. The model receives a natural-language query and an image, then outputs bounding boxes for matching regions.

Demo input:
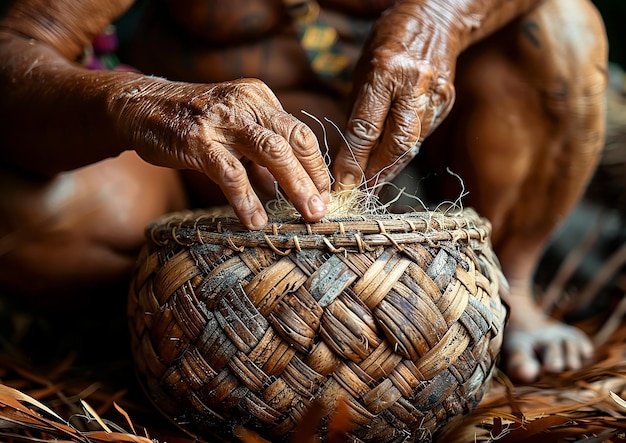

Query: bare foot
[502,281,594,383]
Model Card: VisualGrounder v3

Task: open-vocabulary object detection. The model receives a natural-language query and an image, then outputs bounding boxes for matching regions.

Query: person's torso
[125,0,396,91]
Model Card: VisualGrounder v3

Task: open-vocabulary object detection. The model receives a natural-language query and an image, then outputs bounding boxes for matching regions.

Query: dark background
[0,0,624,69]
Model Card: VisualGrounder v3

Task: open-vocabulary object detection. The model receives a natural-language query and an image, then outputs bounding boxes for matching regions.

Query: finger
[332,81,392,188]
[364,94,424,184]
[365,77,455,183]
[201,144,268,230]
[217,80,329,217]
[260,111,331,204]
[238,124,327,222]
[241,81,331,204]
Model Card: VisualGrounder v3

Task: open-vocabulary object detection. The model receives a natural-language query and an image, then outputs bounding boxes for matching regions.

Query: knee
[0,153,186,302]
[454,0,608,171]
[518,0,608,119]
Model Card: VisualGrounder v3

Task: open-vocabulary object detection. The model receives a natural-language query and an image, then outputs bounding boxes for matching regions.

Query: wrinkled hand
[111,77,330,229]
[332,2,458,188]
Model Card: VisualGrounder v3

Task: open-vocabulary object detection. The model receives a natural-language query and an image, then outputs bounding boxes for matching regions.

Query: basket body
[128,209,507,442]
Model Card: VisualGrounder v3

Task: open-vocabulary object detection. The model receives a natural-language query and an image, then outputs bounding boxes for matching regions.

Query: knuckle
[206,150,247,188]
[232,78,280,106]
[431,76,456,113]
[253,130,287,159]
[346,118,379,147]
[289,120,318,151]
[389,134,416,156]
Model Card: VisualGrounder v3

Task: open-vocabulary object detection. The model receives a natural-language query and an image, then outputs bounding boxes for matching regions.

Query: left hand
[332,2,458,188]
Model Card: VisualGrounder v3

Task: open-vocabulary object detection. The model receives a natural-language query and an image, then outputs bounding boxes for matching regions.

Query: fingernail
[339,172,357,186]
[250,211,267,230]
[308,194,326,217]
[336,173,358,191]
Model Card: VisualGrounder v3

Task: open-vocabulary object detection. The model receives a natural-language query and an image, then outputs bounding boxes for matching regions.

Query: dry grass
[0,216,625,443]
[0,62,624,443]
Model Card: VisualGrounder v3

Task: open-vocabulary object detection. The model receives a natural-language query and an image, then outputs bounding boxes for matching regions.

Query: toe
[542,341,566,373]
[503,333,541,383]
[506,350,541,383]
[563,339,583,371]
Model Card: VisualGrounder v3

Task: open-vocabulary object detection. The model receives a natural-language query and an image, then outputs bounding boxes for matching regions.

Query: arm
[0,0,135,172]
[0,0,330,228]
[332,0,543,187]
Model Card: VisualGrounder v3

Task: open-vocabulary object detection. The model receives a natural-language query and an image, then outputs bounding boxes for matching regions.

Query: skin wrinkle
[259,135,311,194]
[282,124,329,188]
[347,0,544,187]
[358,63,442,179]
[122,83,192,157]
[395,8,455,64]
[204,147,266,222]
[338,3,464,186]
[348,117,379,147]
[286,121,315,151]
[4,1,126,59]
[201,95,329,206]
[251,128,290,161]
[115,80,289,173]
[0,0,608,384]
[209,148,247,188]
[420,1,484,41]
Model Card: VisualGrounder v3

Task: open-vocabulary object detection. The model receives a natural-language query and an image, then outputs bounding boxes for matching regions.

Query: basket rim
[145,208,492,254]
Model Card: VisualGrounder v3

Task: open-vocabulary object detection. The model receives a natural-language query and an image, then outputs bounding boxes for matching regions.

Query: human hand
[111,77,330,229]
[332,2,458,188]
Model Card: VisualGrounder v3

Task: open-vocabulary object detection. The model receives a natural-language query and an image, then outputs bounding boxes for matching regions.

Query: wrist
[379,1,463,74]
[401,0,542,52]
[105,74,155,155]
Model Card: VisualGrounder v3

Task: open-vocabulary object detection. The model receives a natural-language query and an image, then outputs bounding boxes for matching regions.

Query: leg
[421,0,607,382]
[0,152,187,308]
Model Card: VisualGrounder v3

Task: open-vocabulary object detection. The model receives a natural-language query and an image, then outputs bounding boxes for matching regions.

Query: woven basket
[127,208,507,442]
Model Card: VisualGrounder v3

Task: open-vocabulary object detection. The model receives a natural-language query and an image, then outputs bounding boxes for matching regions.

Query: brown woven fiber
[127,208,508,442]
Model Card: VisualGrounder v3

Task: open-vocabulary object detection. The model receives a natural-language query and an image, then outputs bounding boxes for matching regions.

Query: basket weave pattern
[127,209,507,442]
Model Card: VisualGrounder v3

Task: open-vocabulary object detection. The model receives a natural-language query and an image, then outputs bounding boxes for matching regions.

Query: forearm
[0,0,139,176]
[384,0,543,74]
[415,0,543,50]
[0,32,141,175]
[2,0,131,60]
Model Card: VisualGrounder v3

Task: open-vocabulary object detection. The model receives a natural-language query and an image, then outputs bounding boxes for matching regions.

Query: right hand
[111,77,330,229]
[332,1,458,189]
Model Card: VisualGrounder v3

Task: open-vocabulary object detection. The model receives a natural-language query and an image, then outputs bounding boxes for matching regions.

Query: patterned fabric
[85,3,355,91]
[83,25,136,72]
[285,0,353,94]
